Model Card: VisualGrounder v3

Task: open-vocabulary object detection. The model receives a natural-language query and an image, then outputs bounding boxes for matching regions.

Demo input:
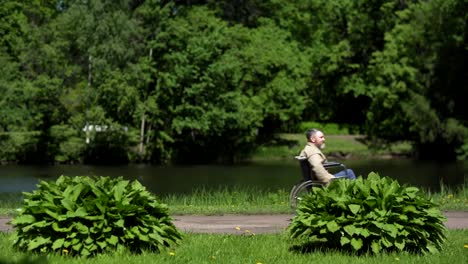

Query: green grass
[1,230,467,263]
[298,122,356,135]
[2,183,468,216]
[163,187,291,215]
[424,183,468,211]
[0,193,23,216]
[252,133,412,161]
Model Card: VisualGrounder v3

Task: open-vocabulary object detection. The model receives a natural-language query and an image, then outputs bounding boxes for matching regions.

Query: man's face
[311,131,326,149]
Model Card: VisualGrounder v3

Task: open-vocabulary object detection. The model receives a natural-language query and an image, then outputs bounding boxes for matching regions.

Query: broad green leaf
[52,222,72,232]
[139,234,150,242]
[344,225,357,236]
[74,207,88,218]
[395,237,405,250]
[113,180,129,202]
[340,236,350,246]
[85,237,94,245]
[107,235,119,246]
[426,245,439,254]
[371,241,382,254]
[61,199,74,211]
[28,237,51,251]
[52,238,65,250]
[403,205,417,213]
[72,242,82,251]
[45,209,59,219]
[22,220,48,232]
[131,180,145,192]
[87,244,98,252]
[348,204,360,215]
[359,228,371,238]
[425,208,445,218]
[81,247,91,257]
[115,219,125,228]
[73,222,89,234]
[350,238,363,250]
[97,240,107,249]
[11,214,35,225]
[405,187,419,199]
[326,221,340,233]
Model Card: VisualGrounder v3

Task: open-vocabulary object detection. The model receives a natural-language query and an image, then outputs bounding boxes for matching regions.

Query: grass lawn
[1,230,467,264]
[252,133,412,161]
[1,184,468,216]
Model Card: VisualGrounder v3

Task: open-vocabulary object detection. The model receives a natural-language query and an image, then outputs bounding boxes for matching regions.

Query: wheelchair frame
[289,156,349,209]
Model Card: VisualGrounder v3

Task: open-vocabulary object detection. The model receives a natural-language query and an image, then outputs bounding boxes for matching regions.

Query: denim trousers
[334,169,356,179]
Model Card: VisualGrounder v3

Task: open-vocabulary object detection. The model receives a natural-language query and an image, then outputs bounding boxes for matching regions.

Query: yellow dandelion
[464,244,468,249]
[169,252,175,256]
[245,229,251,233]
[235,226,241,231]
[256,262,263,264]
[62,249,69,254]
[447,194,454,198]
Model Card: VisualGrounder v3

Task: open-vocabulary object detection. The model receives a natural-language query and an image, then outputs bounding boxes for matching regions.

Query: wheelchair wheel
[289,180,324,209]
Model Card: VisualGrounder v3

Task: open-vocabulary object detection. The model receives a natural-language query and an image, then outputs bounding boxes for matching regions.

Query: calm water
[0,159,466,196]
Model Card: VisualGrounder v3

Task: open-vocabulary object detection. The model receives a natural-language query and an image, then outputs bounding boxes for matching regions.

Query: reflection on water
[0,159,466,196]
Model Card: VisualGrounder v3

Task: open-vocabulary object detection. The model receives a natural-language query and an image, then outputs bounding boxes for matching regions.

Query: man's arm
[308,154,334,183]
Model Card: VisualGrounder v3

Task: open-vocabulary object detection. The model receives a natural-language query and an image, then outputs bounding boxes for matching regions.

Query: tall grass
[1,183,467,217]
[0,193,23,216]
[424,181,468,210]
[1,230,467,264]
[162,186,291,215]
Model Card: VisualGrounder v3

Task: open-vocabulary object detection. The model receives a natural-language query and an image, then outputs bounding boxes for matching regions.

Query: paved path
[1,211,467,234]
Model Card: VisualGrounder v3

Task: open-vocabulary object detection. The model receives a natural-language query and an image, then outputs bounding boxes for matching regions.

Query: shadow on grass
[0,256,48,264]
[289,241,351,255]
[289,241,423,256]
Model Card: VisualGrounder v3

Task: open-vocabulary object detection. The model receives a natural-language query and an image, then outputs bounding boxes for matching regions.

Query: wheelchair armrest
[324,161,342,167]
[294,156,307,161]
[324,161,347,170]
[296,156,347,170]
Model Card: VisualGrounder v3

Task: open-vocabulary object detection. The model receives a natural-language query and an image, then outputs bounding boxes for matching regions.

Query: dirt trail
[1,211,467,234]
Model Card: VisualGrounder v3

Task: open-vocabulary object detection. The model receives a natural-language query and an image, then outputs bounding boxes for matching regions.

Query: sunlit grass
[424,181,468,210]
[0,193,23,216]
[163,186,291,215]
[252,133,412,161]
[1,183,467,217]
[1,230,467,263]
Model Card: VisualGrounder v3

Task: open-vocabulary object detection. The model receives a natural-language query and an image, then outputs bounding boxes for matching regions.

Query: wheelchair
[289,156,349,209]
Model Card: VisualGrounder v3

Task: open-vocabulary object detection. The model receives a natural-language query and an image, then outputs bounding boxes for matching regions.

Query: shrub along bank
[0,174,465,261]
[10,176,181,257]
[289,173,447,254]
[1,182,468,216]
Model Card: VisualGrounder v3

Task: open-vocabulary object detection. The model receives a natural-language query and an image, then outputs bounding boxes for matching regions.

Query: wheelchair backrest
[295,156,315,181]
[295,156,348,181]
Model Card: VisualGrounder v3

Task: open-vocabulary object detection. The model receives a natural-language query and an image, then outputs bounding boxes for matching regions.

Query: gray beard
[319,143,326,150]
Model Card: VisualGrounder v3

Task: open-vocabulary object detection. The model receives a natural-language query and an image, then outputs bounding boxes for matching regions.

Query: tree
[358,0,468,160]
[148,6,310,163]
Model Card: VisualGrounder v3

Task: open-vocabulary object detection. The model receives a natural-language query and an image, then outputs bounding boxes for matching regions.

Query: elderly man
[299,128,356,183]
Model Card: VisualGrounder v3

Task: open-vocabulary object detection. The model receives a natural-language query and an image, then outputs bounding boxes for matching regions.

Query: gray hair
[305,128,321,140]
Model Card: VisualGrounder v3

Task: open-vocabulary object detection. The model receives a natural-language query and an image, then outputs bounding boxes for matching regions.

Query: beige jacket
[299,143,334,183]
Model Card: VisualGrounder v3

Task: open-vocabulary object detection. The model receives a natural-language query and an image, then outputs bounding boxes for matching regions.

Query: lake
[0,159,466,196]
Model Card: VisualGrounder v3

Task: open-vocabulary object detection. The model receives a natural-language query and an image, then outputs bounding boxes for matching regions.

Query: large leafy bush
[288,173,447,254]
[11,176,181,257]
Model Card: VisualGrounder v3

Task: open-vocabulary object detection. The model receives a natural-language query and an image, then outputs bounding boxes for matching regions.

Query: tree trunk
[139,114,145,160]
[86,55,92,144]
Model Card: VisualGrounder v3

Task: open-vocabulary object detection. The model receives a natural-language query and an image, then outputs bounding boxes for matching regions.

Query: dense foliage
[0,0,466,164]
[11,176,181,257]
[288,173,447,254]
